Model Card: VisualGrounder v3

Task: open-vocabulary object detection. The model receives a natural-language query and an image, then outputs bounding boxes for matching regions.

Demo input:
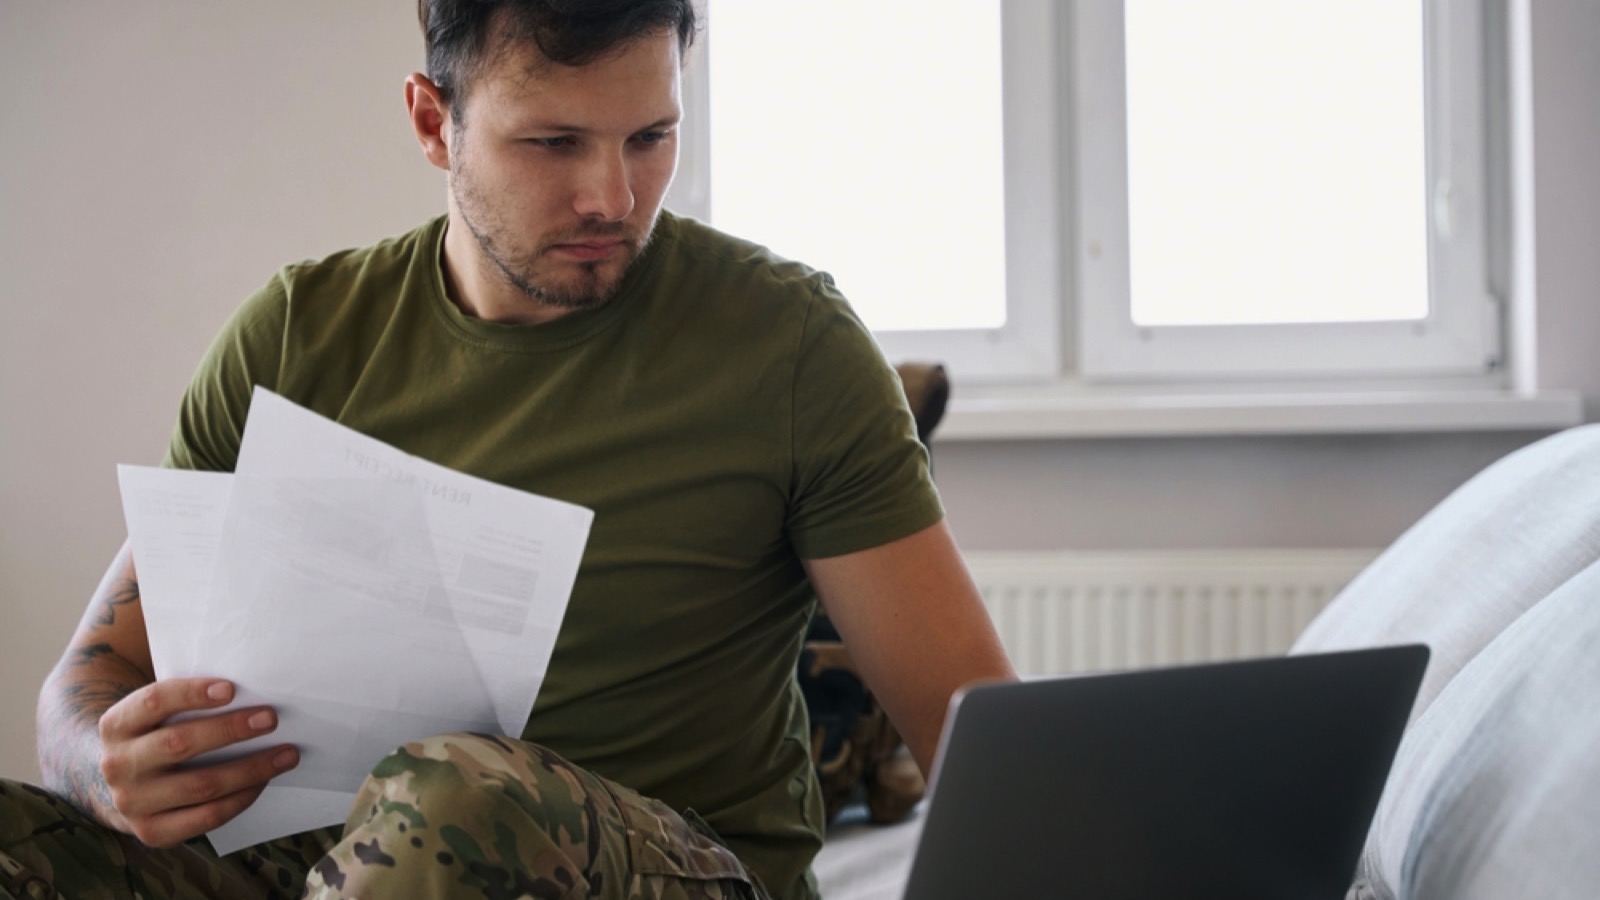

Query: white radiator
[966,549,1380,677]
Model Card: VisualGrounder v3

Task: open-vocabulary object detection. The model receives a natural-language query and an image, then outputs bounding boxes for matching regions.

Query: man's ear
[405,73,452,172]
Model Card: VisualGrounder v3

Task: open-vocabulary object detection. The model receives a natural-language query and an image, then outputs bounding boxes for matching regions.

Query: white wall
[3,2,1597,785]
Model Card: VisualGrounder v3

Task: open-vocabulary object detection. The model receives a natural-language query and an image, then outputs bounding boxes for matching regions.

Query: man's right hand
[36,538,303,848]
[96,678,300,847]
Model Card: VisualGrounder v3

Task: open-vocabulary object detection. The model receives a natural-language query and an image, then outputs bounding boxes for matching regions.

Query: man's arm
[37,542,150,823]
[36,540,300,847]
[802,520,1016,775]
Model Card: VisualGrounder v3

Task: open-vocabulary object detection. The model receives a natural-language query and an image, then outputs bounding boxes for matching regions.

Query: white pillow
[1293,424,1600,724]
[1351,556,1600,900]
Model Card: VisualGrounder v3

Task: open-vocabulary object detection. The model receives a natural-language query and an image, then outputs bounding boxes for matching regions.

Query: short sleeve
[161,275,288,473]
[785,279,944,559]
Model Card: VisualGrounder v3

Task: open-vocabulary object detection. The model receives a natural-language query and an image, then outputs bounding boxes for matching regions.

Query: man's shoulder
[274,216,446,303]
[657,212,841,304]
[224,217,445,358]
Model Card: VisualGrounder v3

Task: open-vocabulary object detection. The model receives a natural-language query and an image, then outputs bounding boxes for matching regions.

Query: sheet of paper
[206,785,358,856]
[117,466,231,677]
[117,388,593,855]
[118,467,352,853]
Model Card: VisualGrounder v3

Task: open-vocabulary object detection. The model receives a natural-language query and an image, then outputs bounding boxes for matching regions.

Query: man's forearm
[38,651,146,823]
[36,573,149,826]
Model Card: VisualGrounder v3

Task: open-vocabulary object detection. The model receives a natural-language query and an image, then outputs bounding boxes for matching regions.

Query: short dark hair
[418,0,697,113]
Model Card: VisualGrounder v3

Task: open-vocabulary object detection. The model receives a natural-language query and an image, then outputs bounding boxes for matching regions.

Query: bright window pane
[1124,0,1428,326]
[707,1,1006,331]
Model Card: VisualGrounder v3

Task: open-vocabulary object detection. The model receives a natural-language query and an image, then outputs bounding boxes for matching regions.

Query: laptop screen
[903,645,1427,900]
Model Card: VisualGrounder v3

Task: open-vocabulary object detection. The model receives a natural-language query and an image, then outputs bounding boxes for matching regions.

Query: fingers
[99,678,237,740]
[126,705,285,771]
[125,782,269,849]
[94,677,301,846]
[102,704,288,792]
[112,743,299,822]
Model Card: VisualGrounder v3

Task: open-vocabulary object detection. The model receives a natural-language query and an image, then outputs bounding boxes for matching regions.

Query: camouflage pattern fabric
[796,634,927,825]
[2,734,766,900]
[0,778,338,899]
[305,733,765,900]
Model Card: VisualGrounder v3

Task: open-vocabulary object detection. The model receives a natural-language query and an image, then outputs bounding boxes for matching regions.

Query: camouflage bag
[797,625,926,824]
[797,363,948,825]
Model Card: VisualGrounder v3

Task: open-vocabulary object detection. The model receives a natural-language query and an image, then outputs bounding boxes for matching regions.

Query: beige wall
[4,2,1599,786]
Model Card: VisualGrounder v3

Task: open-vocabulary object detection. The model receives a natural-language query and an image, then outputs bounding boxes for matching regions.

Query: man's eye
[530,137,573,149]
[636,131,671,146]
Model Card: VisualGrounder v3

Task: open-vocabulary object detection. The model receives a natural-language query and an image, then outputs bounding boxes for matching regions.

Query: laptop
[901,644,1428,900]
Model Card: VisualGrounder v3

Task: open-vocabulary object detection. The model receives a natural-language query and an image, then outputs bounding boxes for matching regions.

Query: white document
[117,388,593,855]
[117,466,231,677]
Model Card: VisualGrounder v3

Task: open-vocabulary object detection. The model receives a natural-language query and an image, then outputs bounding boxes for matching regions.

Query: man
[0,2,1015,898]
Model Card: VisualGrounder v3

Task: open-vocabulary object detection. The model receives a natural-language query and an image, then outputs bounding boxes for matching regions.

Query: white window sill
[934,388,1584,441]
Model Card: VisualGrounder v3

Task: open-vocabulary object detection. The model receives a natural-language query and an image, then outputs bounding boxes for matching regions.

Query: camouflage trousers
[1,733,766,900]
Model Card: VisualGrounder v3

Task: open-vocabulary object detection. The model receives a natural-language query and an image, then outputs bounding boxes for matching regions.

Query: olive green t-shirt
[163,212,943,900]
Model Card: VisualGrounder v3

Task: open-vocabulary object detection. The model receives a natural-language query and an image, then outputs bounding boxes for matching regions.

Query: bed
[811,804,924,900]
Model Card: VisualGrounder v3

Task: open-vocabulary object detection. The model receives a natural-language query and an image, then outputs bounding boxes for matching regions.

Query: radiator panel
[967,550,1379,676]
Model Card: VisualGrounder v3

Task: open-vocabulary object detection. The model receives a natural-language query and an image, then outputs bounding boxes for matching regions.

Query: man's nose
[573,149,635,222]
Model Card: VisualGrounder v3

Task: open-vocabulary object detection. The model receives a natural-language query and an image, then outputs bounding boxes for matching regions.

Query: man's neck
[439,218,576,327]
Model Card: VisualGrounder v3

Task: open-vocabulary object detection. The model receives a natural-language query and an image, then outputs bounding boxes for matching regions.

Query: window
[672,0,1504,388]
[673,0,1060,379]
[1075,0,1501,381]
[704,2,1005,334]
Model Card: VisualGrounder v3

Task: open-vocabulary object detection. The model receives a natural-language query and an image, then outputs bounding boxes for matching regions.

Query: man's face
[445,30,682,313]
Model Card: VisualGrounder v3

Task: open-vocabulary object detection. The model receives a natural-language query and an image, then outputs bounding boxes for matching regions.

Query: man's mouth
[548,239,627,262]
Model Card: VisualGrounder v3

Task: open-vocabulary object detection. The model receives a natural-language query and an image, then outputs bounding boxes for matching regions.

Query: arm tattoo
[58,726,118,816]
[59,678,136,722]
[69,643,116,667]
[40,673,140,821]
[41,672,141,822]
[90,576,140,629]
[39,567,146,823]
